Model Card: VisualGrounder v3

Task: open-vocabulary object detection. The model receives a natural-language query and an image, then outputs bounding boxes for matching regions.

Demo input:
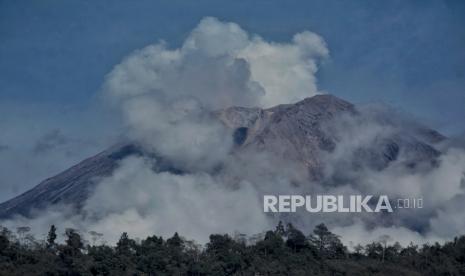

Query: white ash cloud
[332,223,442,248]
[310,108,465,245]
[105,17,327,109]
[103,17,327,169]
[0,156,272,244]
[1,17,329,244]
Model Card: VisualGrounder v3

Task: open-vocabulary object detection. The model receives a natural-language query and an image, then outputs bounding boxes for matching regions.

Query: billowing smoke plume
[103,16,327,168]
[312,106,465,246]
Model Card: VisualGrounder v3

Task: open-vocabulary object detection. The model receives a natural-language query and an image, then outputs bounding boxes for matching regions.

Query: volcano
[0,94,444,219]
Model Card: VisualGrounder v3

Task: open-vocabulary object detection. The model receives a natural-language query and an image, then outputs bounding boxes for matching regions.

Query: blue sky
[1,0,464,131]
[0,0,464,199]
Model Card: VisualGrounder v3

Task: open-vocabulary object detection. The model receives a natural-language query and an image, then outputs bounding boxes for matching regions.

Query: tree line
[0,222,464,275]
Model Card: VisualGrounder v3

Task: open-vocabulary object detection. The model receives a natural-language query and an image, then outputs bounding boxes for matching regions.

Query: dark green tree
[167,232,183,248]
[275,221,286,237]
[116,232,134,256]
[286,223,307,252]
[47,225,57,248]
[65,228,84,252]
[309,223,346,258]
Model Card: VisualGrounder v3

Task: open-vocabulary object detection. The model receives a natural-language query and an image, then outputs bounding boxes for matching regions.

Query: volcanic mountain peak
[0,94,444,219]
[268,94,355,115]
[216,94,355,128]
[215,94,358,177]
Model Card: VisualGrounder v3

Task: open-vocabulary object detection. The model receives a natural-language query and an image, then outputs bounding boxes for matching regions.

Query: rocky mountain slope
[0,95,444,219]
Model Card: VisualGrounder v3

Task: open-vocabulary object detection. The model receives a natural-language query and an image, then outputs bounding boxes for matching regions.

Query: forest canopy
[1,222,464,275]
